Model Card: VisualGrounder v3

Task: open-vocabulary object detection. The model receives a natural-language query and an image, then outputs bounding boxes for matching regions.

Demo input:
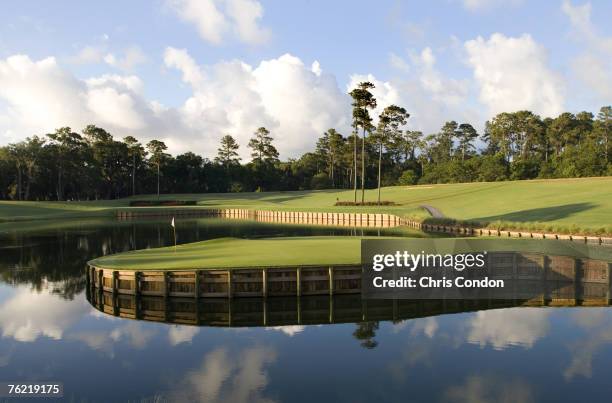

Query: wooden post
[296,268,301,297]
[262,269,268,298]
[329,267,334,296]
[194,271,200,299]
[164,272,169,298]
[227,270,233,299]
[112,271,118,295]
[134,271,141,296]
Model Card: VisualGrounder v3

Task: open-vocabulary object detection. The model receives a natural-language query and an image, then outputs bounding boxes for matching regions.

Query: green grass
[2,177,611,235]
[89,236,363,270]
[89,236,612,271]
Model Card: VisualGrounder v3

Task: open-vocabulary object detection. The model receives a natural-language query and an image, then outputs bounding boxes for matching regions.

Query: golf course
[1,177,611,236]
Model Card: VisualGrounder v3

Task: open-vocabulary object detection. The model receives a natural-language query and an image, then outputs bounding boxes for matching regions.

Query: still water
[1,218,612,402]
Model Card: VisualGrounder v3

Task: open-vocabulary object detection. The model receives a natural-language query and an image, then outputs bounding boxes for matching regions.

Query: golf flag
[171,217,177,251]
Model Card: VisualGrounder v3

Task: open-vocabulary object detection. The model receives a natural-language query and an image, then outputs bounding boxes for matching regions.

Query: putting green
[88,236,612,271]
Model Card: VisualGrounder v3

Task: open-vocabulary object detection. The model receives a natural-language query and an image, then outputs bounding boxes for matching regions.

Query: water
[1,218,612,402]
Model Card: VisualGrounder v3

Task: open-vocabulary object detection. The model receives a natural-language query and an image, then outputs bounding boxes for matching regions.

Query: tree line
[0,82,609,201]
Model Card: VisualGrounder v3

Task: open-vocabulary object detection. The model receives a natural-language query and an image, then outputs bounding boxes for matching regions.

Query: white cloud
[464,33,565,117]
[166,346,277,403]
[0,286,88,342]
[266,325,304,336]
[561,0,612,100]
[467,307,550,350]
[168,325,200,345]
[461,0,524,11]
[167,0,270,45]
[358,47,478,134]
[164,48,350,159]
[103,46,147,71]
[71,45,106,64]
[0,54,190,148]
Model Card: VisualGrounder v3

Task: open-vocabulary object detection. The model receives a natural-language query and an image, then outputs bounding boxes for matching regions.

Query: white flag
[171,217,175,228]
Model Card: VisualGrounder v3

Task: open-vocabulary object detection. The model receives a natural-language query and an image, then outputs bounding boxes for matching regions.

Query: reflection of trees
[0,218,387,299]
[353,321,380,349]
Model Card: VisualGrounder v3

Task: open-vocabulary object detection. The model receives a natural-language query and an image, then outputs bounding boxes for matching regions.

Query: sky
[0,0,610,160]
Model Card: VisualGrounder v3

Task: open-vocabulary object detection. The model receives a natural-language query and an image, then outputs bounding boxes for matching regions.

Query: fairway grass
[89,236,612,271]
[2,177,611,235]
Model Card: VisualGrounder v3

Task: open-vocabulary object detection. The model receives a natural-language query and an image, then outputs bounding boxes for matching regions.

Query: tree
[456,123,478,161]
[594,106,611,163]
[375,105,409,204]
[146,140,168,197]
[248,127,279,164]
[315,128,344,187]
[124,136,145,196]
[46,127,86,200]
[215,135,241,168]
[349,82,377,203]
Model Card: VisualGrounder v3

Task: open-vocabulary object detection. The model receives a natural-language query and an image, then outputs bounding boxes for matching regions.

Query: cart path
[420,204,445,218]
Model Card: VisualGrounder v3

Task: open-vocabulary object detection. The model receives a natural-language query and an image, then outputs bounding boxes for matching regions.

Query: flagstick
[171,217,177,252]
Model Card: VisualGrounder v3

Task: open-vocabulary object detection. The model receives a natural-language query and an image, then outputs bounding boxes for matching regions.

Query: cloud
[164,48,350,159]
[167,0,270,45]
[561,0,612,100]
[168,325,200,345]
[0,53,190,148]
[361,46,478,133]
[71,44,147,71]
[165,346,277,403]
[464,33,565,117]
[466,307,550,350]
[103,46,147,71]
[444,375,535,403]
[265,325,305,336]
[461,0,524,12]
[0,286,88,342]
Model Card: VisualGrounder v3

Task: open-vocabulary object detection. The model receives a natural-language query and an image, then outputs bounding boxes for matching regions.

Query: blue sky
[0,0,610,158]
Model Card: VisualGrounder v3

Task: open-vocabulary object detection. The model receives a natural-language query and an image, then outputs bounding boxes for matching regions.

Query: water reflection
[2,219,612,402]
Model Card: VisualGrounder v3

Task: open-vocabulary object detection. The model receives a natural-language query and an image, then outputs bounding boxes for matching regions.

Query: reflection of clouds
[564,308,612,380]
[467,308,549,350]
[169,325,200,346]
[167,346,277,403]
[0,286,88,342]
[265,325,305,337]
[444,375,535,403]
[110,322,156,349]
[69,322,158,356]
[410,317,438,338]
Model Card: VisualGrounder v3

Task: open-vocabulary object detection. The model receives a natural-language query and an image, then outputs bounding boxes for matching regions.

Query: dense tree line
[0,83,609,201]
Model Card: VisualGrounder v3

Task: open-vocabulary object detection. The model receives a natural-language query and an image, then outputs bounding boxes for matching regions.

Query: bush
[129,200,197,207]
[334,201,397,206]
[397,169,418,185]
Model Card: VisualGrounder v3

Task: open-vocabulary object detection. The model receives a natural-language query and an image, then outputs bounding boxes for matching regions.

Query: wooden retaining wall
[87,264,362,299]
[88,253,612,302]
[116,207,612,245]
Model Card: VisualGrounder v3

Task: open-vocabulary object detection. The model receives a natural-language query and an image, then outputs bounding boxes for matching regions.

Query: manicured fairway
[2,177,611,234]
[88,236,612,271]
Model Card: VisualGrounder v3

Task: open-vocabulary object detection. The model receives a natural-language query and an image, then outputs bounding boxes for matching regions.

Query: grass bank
[89,236,612,271]
[2,177,611,235]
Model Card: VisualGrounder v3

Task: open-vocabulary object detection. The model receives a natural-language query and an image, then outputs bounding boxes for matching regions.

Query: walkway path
[420,204,445,218]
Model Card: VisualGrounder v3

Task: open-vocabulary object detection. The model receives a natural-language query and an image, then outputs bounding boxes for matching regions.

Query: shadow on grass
[473,202,596,223]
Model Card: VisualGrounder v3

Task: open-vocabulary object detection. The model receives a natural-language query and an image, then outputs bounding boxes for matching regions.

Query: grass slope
[2,177,611,234]
[89,236,612,271]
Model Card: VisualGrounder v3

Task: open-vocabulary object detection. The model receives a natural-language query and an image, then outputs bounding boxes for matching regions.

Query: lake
[1,218,612,402]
